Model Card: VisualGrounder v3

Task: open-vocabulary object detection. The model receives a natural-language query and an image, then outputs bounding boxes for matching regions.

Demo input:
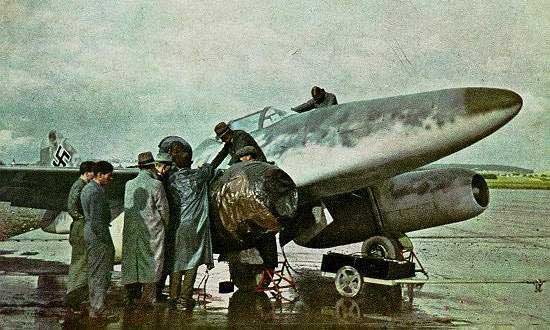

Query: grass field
[485,176,550,190]
[0,203,42,240]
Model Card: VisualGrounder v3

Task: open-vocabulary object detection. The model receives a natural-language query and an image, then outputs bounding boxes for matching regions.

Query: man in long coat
[65,161,95,311]
[121,152,170,305]
[168,144,220,311]
[81,161,115,320]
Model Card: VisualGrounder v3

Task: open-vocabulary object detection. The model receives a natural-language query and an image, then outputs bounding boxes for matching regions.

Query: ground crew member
[65,161,95,311]
[210,122,267,167]
[155,152,173,178]
[167,143,220,311]
[156,142,191,301]
[234,147,278,282]
[153,152,173,301]
[121,152,170,306]
[235,145,258,162]
[291,86,338,113]
[81,161,115,320]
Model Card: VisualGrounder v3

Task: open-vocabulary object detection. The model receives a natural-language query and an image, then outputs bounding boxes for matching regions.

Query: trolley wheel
[361,235,403,260]
[334,266,363,298]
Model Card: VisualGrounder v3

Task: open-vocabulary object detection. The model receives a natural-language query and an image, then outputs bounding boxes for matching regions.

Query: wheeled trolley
[321,252,417,297]
[321,252,546,298]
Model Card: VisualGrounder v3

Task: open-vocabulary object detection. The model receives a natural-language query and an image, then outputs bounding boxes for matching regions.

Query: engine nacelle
[373,168,489,233]
[292,168,489,248]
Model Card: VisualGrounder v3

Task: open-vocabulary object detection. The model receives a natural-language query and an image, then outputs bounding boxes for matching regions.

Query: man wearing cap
[154,151,175,301]
[233,147,278,285]
[155,152,173,179]
[81,161,115,320]
[121,152,170,306]
[235,145,258,162]
[210,122,267,168]
[291,86,338,113]
[65,161,95,312]
[167,142,222,311]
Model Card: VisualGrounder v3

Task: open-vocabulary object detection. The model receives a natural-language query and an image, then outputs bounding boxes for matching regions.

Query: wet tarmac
[0,189,548,328]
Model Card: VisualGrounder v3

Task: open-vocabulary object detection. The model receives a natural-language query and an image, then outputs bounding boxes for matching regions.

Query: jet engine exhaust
[472,173,489,207]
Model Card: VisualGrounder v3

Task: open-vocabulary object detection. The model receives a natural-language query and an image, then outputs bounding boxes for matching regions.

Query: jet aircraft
[0,87,522,280]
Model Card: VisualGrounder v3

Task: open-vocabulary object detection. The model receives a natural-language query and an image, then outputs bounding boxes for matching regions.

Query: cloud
[0,1,548,168]
[440,94,549,169]
[0,130,35,160]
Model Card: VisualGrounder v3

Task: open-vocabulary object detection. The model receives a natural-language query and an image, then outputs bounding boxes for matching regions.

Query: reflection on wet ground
[0,255,68,275]
[0,270,463,329]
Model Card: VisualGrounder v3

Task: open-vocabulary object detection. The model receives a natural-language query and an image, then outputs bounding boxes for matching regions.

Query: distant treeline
[425,163,534,174]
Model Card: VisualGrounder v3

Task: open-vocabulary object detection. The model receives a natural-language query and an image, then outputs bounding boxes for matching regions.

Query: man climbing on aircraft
[121,152,169,306]
[81,161,116,320]
[210,122,267,167]
[291,86,338,113]
[65,161,95,312]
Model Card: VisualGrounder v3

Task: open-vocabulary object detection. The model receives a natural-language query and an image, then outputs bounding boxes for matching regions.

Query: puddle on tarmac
[0,256,68,275]
[0,269,444,328]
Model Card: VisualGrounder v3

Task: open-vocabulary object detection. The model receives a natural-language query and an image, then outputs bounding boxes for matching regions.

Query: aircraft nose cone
[464,88,522,117]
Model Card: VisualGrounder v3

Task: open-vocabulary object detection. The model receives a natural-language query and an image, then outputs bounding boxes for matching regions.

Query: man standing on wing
[291,86,338,113]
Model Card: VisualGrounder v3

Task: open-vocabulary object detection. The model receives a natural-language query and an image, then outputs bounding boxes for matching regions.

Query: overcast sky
[1,1,548,169]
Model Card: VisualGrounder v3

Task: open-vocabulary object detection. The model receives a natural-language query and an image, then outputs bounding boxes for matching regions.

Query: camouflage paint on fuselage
[195,88,521,199]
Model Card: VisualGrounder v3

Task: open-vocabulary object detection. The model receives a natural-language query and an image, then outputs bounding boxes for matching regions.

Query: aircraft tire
[361,235,403,260]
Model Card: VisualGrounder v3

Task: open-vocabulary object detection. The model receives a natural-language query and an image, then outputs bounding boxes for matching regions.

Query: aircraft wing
[194,88,522,199]
[0,166,138,211]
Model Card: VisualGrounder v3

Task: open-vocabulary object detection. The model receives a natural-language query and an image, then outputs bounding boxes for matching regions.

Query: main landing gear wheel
[361,235,403,260]
[335,266,363,298]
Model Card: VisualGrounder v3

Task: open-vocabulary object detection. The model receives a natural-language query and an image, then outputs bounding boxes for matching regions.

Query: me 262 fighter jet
[0,87,522,277]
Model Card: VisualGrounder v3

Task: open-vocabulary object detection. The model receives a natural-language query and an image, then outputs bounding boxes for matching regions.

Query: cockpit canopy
[227,106,293,133]
[192,107,293,166]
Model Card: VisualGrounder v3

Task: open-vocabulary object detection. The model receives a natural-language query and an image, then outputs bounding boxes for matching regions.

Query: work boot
[88,311,119,324]
[176,297,196,312]
[139,283,157,307]
[156,292,169,302]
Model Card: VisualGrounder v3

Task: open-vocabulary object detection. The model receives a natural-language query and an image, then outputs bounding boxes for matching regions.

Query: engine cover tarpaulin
[210,161,297,247]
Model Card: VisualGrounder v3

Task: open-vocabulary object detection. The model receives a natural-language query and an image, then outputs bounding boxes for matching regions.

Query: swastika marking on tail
[52,145,71,167]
